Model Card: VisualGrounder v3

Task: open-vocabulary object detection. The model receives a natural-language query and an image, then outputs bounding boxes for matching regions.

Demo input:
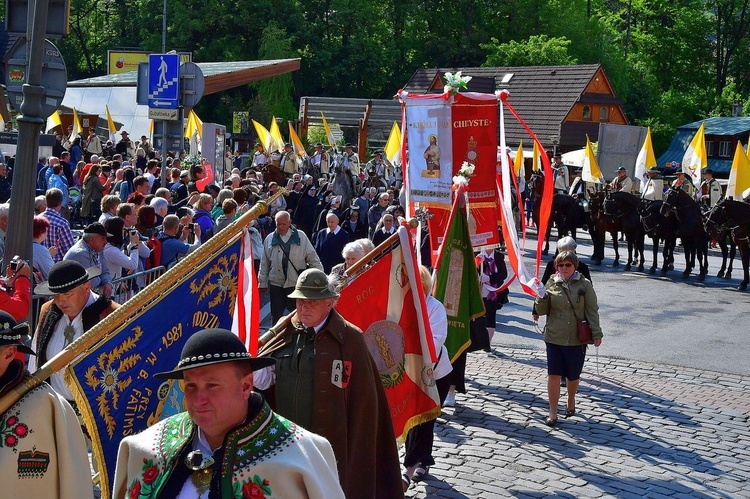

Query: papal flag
[582,134,604,184]
[269,117,285,152]
[635,126,657,185]
[532,139,542,172]
[46,110,62,133]
[432,184,485,361]
[336,225,440,442]
[384,121,402,164]
[64,227,258,497]
[72,107,83,137]
[288,122,308,158]
[105,105,118,143]
[682,121,707,185]
[513,140,524,176]
[727,141,750,199]
[321,112,336,149]
[252,119,273,151]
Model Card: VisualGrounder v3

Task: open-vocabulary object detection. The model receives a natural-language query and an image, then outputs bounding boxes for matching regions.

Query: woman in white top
[102,217,141,300]
[401,265,453,491]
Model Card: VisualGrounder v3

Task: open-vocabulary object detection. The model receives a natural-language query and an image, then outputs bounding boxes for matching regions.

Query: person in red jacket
[0,257,32,321]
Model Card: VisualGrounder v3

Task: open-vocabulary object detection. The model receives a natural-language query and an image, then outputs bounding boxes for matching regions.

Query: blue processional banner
[64,239,242,496]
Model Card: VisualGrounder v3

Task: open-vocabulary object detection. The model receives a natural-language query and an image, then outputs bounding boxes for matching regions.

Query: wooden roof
[300,96,401,127]
[67,59,301,96]
[403,64,621,148]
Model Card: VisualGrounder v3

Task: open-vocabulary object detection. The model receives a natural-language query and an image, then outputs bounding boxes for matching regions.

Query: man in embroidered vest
[0,311,93,498]
[29,260,119,404]
[254,269,405,499]
[113,328,344,499]
[609,166,633,193]
[641,166,664,201]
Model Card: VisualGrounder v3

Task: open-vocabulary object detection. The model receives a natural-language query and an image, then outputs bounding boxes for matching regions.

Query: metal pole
[162,0,167,53]
[4,0,50,278]
[160,119,169,186]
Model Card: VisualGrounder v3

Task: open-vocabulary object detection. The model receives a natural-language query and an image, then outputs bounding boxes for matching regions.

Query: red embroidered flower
[6,416,18,426]
[14,424,28,437]
[142,465,158,485]
[4,435,17,447]
[263,479,269,486]
[243,482,266,498]
[129,480,141,499]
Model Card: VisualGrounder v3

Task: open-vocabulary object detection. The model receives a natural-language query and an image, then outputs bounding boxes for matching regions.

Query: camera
[9,255,23,272]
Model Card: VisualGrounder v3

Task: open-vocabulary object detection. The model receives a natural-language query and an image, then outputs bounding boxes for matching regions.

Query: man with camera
[156,214,202,269]
[63,222,113,297]
[0,256,32,321]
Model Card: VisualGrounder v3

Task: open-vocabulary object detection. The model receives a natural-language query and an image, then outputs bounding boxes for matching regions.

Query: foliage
[482,35,577,67]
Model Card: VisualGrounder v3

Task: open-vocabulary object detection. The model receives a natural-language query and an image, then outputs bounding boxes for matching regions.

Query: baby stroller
[68,186,84,229]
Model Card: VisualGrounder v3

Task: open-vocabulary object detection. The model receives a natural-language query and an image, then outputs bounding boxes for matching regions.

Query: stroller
[68,186,84,229]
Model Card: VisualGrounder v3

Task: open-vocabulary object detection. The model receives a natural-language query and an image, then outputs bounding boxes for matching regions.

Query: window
[706,141,715,157]
[501,73,514,84]
[599,107,608,122]
[718,141,731,157]
[582,106,591,121]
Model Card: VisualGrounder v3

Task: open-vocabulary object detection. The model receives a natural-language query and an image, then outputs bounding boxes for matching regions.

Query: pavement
[402,230,750,498]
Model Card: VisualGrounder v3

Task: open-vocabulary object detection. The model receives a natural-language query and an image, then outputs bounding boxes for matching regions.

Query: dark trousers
[403,375,451,467]
[269,284,296,323]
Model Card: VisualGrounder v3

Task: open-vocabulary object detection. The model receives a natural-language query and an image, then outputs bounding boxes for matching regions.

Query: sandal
[545,417,558,427]
[413,465,429,482]
[565,407,576,418]
[401,473,411,492]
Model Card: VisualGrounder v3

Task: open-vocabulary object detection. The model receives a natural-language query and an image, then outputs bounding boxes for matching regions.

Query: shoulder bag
[563,288,594,344]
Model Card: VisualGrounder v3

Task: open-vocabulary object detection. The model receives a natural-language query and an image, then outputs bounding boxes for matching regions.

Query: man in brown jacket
[254,268,403,498]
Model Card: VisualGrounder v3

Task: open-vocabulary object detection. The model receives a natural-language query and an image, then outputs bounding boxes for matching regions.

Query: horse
[588,191,620,266]
[661,187,709,280]
[704,198,750,290]
[602,191,646,271]
[703,205,738,279]
[329,152,357,210]
[638,200,677,275]
[260,162,285,187]
[299,155,320,185]
[363,165,387,191]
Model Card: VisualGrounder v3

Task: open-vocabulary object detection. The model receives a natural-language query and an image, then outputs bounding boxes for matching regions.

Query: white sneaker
[443,391,456,407]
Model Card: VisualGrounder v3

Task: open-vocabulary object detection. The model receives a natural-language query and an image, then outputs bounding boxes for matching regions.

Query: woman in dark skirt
[477,246,509,347]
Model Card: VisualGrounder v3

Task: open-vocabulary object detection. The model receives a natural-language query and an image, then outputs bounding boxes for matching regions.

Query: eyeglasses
[557,263,575,268]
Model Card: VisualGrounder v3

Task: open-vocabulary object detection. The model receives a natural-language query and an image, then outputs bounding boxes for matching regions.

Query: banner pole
[0,189,288,415]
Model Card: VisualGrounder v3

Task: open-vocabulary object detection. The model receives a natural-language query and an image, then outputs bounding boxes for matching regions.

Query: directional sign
[4,38,67,116]
[148,108,180,120]
[148,54,180,109]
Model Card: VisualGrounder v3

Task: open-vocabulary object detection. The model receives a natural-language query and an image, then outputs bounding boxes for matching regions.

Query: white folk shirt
[641,178,664,201]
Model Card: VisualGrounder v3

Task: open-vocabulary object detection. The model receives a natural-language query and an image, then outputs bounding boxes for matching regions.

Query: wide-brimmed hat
[647,166,660,173]
[34,260,101,296]
[0,311,35,356]
[84,222,113,237]
[704,168,714,175]
[345,143,355,149]
[155,328,275,379]
[314,142,324,148]
[617,166,626,172]
[287,269,339,300]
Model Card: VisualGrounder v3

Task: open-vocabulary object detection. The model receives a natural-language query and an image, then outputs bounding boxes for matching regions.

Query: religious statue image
[422,134,441,177]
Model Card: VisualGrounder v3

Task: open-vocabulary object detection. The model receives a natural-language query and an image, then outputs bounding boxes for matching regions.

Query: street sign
[4,38,67,117]
[148,53,180,109]
[179,62,205,109]
[148,108,180,120]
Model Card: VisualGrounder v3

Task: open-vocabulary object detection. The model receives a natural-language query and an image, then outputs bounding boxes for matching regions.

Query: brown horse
[588,191,620,266]
[705,198,750,290]
[661,187,709,280]
[260,162,285,187]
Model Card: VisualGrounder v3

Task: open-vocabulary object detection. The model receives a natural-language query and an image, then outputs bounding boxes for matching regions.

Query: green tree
[482,35,577,67]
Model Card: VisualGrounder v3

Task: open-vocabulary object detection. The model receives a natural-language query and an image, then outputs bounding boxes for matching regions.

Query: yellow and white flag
[149,119,154,138]
[384,121,402,164]
[46,110,62,133]
[634,126,657,184]
[321,112,336,149]
[532,140,541,172]
[582,135,604,184]
[251,119,273,151]
[288,123,307,158]
[105,106,118,142]
[727,141,750,199]
[72,107,83,137]
[682,122,707,185]
[513,140,524,176]
[269,117,285,152]
[185,110,203,155]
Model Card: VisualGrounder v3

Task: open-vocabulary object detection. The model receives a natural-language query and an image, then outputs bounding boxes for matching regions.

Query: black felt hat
[0,311,35,356]
[155,328,275,379]
[84,222,113,237]
[34,260,101,296]
[345,143,355,148]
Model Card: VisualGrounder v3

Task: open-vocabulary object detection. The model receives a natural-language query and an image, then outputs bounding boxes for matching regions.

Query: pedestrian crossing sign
[148,54,180,109]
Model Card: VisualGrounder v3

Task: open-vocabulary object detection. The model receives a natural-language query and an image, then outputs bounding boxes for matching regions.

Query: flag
[337,226,440,442]
[682,121,707,185]
[231,230,260,355]
[64,233,251,497]
[384,121,402,164]
[105,105,117,142]
[46,110,62,133]
[269,117,285,152]
[288,122,308,158]
[635,126,656,185]
[727,141,750,199]
[513,140,524,176]
[186,110,203,155]
[432,185,485,361]
[72,107,82,137]
[532,140,541,172]
[321,112,336,149]
[252,119,273,151]
[582,134,604,184]
[149,119,154,138]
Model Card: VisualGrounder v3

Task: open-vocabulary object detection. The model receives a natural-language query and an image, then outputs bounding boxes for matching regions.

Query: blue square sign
[148,54,180,109]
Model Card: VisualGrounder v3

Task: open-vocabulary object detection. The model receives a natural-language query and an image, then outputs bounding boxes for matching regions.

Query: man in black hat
[366,150,391,181]
[609,166,633,193]
[251,142,269,169]
[342,143,360,184]
[113,328,344,498]
[700,168,723,207]
[641,166,664,201]
[29,260,119,402]
[115,131,133,160]
[552,153,570,194]
[280,142,298,176]
[311,142,329,175]
[64,222,113,296]
[0,311,93,498]
[255,268,404,499]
